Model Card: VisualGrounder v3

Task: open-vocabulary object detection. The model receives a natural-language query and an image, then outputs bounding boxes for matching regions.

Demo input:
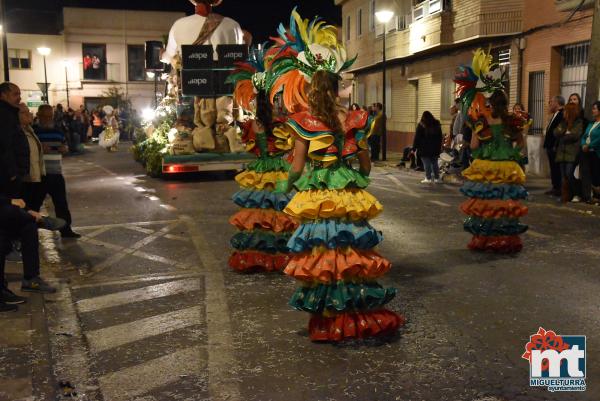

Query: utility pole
[585,0,600,118]
[0,0,9,81]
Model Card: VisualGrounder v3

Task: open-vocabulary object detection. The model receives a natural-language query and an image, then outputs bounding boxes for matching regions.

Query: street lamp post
[37,47,51,104]
[63,60,71,108]
[147,71,158,108]
[375,10,394,162]
[0,0,10,81]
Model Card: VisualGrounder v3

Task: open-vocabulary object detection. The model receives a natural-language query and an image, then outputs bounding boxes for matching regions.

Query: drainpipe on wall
[517,37,525,105]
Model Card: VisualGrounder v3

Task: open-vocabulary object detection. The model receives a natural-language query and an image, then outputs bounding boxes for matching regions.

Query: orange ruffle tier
[228,251,291,272]
[309,309,405,342]
[229,208,299,233]
[460,198,528,218]
[468,235,523,253]
[284,248,391,284]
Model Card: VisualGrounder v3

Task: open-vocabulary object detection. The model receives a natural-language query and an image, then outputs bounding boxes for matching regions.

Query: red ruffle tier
[228,251,291,273]
[468,235,523,253]
[308,309,405,342]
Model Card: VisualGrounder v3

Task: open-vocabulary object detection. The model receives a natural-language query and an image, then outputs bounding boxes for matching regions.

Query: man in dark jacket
[544,95,565,196]
[0,82,29,197]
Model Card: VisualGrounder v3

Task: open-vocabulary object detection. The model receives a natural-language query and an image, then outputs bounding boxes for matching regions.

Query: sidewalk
[0,233,62,401]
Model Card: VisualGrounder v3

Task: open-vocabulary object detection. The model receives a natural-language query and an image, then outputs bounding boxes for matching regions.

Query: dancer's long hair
[256,89,273,132]
[308,70,343,134]
[489,90,509,121]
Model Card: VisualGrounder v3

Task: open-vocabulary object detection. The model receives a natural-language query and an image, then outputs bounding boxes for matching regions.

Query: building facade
[336,0,594,162]
[2,7,184,111]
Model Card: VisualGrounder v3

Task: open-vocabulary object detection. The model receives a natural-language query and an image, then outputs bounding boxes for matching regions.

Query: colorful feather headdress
[226,44,276,112]
[268,8,357,112]
[454,48,506,116]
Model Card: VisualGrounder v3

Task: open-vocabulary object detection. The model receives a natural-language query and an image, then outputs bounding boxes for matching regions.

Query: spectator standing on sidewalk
[70,109,86,150]
[91,109,103,142]
[19,103,46,208]
[32,105,81,239]
[544,95,565,196]
[413,111,443,184]
[580,101,600,203]
[369,103,384,161]
[554,103,583,203]
[0,83,30,198]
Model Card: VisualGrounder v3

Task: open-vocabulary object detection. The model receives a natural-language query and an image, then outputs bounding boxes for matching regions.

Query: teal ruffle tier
[289,281,397,313]
[463,216,529,236]
[230,230,292,254]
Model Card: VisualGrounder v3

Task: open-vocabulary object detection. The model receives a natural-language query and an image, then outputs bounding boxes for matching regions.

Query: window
[346,15,351,41]
[441,71,456,120]
[491,47,511,99]
[561,41,590,105]
[429,0,442,14]
[357,8,363,37]
[8,49,31,69]
[128,45,146,82]
[413,0,446,20]
[528,72,545,135]
[82,43,107,81]
[369,0,376,32]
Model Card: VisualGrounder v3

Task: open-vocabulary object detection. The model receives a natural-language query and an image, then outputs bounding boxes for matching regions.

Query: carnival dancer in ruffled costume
[226,46,298,272]
[273,10,404,342]
[98,105,120,152]
[455,50,529,253]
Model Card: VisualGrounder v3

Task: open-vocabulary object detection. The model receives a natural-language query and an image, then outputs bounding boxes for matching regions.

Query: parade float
[132,0,255,176]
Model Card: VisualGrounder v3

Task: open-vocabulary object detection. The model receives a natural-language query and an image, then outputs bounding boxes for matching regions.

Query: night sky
[6,0,341,43]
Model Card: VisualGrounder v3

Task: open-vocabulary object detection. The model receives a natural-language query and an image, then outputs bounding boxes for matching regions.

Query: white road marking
[86,305,202,353]
[71,272,202,289]
[73,220,178,231]
[181,214,241,401]
[77,279,201,313]
[384,173,422,198]
[160,204,178,211]
[98,346,205,401]
[429,200,452,207]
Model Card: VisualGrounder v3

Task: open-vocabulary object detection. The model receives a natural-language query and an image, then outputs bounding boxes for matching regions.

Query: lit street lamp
[375,10,394,162]
[63,59,71,108]
[37,47,52,104]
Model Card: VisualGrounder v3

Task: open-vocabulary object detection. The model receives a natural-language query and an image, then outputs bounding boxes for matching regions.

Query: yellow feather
[292,9,309,45]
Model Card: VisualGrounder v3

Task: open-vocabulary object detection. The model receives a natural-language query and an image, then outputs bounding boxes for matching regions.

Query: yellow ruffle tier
[235,170,288,191]
[462,159,526,185]
[284,188,383,221]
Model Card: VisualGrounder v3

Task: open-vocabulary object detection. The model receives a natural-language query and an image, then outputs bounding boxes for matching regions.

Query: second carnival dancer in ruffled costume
[272,10,404,342]
[227,46,298,272]
[455,50,529,253]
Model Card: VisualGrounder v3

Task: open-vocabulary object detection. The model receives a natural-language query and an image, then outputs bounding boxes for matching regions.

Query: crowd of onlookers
[0,82,86,312]
[543,94,600,204]
[364,91,600,203]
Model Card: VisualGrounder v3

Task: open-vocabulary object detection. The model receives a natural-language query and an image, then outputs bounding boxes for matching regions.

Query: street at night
[1,146,598,401]
[1,0,600,399]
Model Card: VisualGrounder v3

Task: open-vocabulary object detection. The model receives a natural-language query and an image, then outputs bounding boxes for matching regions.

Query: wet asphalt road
[2,143,599,401]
